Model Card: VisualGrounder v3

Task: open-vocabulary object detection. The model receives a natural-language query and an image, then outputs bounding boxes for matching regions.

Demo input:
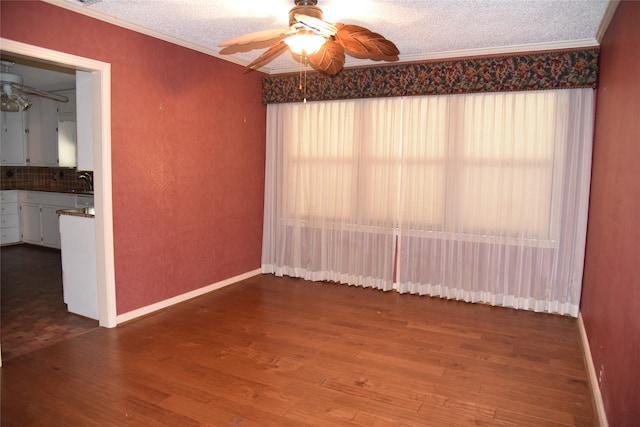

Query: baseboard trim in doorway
[578,313,609,427]
[115,269,262,325]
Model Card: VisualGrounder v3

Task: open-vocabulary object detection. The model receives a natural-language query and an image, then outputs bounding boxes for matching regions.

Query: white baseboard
[578,313,609,427]
[115,269,262,325]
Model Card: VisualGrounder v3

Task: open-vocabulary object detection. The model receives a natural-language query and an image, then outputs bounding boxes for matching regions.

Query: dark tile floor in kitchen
[1,244,98,362]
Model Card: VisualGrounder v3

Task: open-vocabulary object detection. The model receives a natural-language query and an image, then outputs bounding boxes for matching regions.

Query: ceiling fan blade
[219,36,287,55]
[293,13,337,36]
[14,84,69,103]
[334,23,400,61]
[246,40,290,72]
[218,28,288,48]
[307,39,345,77]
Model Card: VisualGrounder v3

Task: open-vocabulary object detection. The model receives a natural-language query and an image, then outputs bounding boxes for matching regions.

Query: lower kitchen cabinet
[19,191,78,249]
[1,190,21,245]
[42,206,64,247]
[20,203,41,244]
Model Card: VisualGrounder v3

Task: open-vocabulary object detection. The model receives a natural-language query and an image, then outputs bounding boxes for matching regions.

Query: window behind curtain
[283,91,558,240]
[263,89,593,316]
[453,91,558,239]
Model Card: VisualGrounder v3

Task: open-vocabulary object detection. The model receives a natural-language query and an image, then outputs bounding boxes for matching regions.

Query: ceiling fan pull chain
[303,55,308,103]
[298,55,303,98]
[297,55,308,103]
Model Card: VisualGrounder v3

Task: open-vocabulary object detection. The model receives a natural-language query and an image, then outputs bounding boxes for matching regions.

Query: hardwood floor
[0,274,595,426]
[0,244,99,361]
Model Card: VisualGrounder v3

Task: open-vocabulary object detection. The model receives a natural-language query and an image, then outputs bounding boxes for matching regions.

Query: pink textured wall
[582,1,640,425]
[1,1,266,314]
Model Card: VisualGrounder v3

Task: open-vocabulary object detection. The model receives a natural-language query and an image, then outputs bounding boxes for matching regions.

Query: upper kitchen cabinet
[57,89,76,117]
[2,61,88,169]
[27,96,59,166]
[0,110,29,165]
[56,89,77,168]
[26,89,77,168]
[75,71,93,171]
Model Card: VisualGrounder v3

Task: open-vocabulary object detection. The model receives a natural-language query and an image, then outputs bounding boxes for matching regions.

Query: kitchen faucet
[78,172,93,192]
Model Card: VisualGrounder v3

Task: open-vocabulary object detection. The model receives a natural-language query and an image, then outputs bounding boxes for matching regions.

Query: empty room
[1,1,638,425]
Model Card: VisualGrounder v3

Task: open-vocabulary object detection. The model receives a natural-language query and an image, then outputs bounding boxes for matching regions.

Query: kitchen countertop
[57,207,95,218]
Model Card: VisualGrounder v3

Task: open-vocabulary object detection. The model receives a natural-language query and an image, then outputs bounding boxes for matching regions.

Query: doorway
[0,38,116,330]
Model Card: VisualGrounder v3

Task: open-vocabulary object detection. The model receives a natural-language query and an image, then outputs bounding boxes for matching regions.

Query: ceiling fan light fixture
[1,61,68,110]
[1,81,32,112]
[1,93,32,112]
[220,0,399,78]
[284,33,327,55]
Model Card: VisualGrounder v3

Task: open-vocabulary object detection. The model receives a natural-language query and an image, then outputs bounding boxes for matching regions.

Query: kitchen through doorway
[0,38,116,339]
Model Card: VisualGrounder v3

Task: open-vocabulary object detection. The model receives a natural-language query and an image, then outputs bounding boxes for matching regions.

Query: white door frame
[1,38,117,328]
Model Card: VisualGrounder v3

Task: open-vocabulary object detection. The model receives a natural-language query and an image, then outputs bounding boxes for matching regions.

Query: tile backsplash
[1,166,93,193]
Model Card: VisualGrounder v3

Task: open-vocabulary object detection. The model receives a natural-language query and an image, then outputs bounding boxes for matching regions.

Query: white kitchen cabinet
[20,203,41,244]
[19,191,77,249]
[57,90,78,168]
[42,205,64,247]
[27,96,59,166]
[26,92,77,168]
[56,89,76,117]
[1,190,21,245]
[1,111,28,165]
[57,119,77,168]
[75,71,93,171]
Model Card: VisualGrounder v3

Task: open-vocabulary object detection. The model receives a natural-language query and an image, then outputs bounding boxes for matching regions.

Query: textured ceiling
[53,0,611,74]
[3,0,612,90]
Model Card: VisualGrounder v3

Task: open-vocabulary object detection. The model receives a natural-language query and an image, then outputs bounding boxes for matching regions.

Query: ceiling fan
[1,60,69,112]
[218,0,400,76]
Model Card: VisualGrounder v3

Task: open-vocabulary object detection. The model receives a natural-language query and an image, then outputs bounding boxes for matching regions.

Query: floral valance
[262,48,599,104]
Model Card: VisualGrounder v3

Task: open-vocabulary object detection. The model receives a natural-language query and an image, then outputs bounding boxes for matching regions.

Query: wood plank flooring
[0,244,99,361]
[0,274,595,426]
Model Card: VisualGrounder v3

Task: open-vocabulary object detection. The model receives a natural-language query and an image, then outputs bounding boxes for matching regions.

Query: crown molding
[269,38,600,75]
[41,0,245,65]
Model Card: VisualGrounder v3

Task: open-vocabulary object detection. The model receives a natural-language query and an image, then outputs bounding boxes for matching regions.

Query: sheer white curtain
[262,89,594,316]
[397,89,593,316]
[262,99,400,290]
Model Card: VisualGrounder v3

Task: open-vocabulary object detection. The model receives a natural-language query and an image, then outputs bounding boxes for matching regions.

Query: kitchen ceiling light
[1,60,68,112]
[1,93,32,112]
[1,77,32,112]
